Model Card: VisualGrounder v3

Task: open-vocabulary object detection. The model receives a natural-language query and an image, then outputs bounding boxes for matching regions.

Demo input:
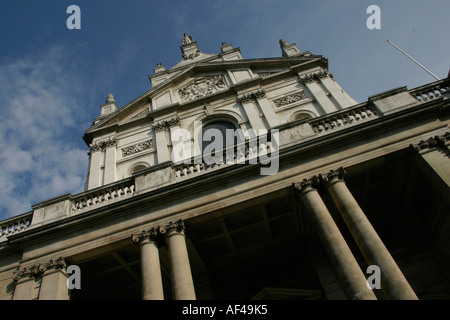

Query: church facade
[1,35,449,300]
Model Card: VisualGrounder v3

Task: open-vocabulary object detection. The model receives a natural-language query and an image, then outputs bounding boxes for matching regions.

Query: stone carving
[132,227,160,243]
[131,220,186,245]
[182,33,193,45]
[90,136,117,152]
[257,72,277,77]
[411,132,450,151]
[160,219,185,234]
[319,167,346,184]
[183,50,200,60]
[293,176,320,192]
[178,75,227,102]
[131,109,150,120]
[121,139,153,157]
[236,89,266,104]
[13,257,67,281]
[152,116,180,132]
[273,91,306,107]
[299,70,333,84]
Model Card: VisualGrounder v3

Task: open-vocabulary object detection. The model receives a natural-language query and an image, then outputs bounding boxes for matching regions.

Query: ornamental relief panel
[121,139,153,157]
[178,74,228,102]
[272,91,306,107]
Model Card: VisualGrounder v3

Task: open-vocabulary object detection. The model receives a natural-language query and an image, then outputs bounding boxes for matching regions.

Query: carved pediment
[178,74,228,102]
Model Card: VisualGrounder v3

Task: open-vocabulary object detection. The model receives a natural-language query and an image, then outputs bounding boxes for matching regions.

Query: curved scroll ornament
[178,75,228,102]
[132,227,160,243]
[293,176,320,193]
[12,257,67,281]
[319,167,346,184]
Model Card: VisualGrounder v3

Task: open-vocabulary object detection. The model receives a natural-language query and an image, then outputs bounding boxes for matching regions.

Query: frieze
[236,89,266,104]
[273,91,306,107]
[90,136,117,152]
[178,75,228,102]
[121,139,153,157]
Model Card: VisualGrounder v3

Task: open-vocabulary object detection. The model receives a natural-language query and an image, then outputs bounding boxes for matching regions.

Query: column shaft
[140,238,164,300]
[297,182,377,300]
[166,224,196,300]
[325,174,418,300]
[133,230,164,300]
[39,269,70,300]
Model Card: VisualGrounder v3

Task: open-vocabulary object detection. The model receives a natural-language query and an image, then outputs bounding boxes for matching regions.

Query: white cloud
[0,45,91,220]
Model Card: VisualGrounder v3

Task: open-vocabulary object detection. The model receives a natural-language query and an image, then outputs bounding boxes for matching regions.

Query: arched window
[129,164,148,176]
[199,121,245,164]
[293,113,312,121]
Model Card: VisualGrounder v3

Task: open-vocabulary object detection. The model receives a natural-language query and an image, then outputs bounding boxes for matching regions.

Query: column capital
[319,167,346,185]
[293,176,320,195]
[13,257,67,282]
[410,132,450,152]
[160,219,186,237]
[236,89,266,104]
[132,226,161,244]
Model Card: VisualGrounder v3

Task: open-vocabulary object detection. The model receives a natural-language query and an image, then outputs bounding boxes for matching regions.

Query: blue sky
[0,0,449,220]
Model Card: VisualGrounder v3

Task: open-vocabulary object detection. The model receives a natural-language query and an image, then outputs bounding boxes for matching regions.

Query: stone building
[1,35,449,300]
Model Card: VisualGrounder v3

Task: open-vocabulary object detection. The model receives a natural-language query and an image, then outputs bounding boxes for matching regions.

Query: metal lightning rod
[387,40,440,81]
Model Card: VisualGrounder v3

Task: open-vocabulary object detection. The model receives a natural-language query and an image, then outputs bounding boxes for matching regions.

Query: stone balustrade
[409,80,449,102]
[71,178,135,212]
[0,212,32,239]
[309,105,378,134]
[173,139,272,179]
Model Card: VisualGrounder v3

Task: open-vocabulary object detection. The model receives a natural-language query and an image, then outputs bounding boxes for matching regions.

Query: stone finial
[99,93,118,118]
[280,39,302,58]
[106,93,115,103]
[279,39,289,47]
[154,62,166,74]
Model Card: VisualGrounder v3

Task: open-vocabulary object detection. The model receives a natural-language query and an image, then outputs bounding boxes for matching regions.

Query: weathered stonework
[121,139,153,157]
[178,75,227,102]
[273,91,306,107]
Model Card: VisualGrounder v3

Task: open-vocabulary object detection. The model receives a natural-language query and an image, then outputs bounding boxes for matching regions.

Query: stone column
[294,178,377,300]
[161,220,196,300]
[132,228,165,300]
[322,168,418,300]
